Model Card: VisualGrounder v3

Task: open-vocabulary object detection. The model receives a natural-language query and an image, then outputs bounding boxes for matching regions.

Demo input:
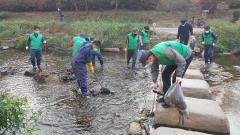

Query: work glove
[201,41,205,45]
[213,43,216,46]
[151,81,160,89]
[176,77,183,84]
[87,62,95,74]
[25,46,29,50]
[43,40,47,44]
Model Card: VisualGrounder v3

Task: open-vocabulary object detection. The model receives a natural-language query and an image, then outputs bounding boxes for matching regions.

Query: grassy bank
[0,19,144,49]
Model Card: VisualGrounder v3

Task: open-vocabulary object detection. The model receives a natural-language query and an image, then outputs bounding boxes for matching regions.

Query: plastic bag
[164,84,187,111]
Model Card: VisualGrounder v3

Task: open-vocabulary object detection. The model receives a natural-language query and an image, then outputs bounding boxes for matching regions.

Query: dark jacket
[71,43,93,64]
[177,23,193,40]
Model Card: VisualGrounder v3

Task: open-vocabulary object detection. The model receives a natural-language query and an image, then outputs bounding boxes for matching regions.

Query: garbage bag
[164,84,187,111]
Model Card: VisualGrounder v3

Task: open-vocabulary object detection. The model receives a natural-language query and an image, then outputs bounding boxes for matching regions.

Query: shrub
[0,91,39,135]
[15,37,28,49]
[213,21,240,52]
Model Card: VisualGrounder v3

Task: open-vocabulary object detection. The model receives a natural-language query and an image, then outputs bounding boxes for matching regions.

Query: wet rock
[182,79,212,99]
[100,87,111,95]
[1,70,8,76]
[114,113,121,117]
[154,97,230,135]
[33,72,49,83]
[24,71,36,77]
[185,69,204,80]
[152,127,213,135]
[129,121,142,135]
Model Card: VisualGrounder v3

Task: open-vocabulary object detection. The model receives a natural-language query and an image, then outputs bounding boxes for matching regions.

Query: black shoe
[153,89,164,96]
[156,97,165,103]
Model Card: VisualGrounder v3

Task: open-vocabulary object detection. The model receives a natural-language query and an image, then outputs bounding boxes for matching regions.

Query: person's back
[72,43,92,64]
[72,36,86,56]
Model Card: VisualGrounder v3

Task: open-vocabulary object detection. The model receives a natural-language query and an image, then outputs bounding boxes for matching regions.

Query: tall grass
[0,19,144,48]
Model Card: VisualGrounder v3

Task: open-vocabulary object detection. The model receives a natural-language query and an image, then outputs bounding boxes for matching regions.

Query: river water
[0,49,239,135]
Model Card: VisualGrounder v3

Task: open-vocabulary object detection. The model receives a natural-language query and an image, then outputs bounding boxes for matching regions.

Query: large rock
[129,121,142,135]
[182,79,212,99]
[154,97,230,135]
[152,127,213,135]
[185,69,204,80]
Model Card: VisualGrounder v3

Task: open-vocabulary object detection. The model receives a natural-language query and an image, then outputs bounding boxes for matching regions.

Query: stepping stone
[153,127,213,135]
[182,79,212,99]
[154,97,230,135]
[185,69,204,80]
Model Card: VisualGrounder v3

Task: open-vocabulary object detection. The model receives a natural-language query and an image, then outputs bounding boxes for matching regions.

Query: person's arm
[27,36,31,47]
[139,32,143,46]
[212,32,218,44]
[189,23,193,35]
[165,47,186,77]
[86,48,94,74]
[151,60,160,83]
[177,26,181,39]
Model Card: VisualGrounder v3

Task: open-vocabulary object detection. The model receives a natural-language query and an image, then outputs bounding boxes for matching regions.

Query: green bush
[232,10,240,22]
[15,37,28,49]
[213,21,240,52]
[0,92,39,135]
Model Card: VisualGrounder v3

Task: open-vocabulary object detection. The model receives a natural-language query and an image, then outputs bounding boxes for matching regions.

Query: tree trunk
[72,0,79,11]
[115,0,119,10]
[84,0,88,11]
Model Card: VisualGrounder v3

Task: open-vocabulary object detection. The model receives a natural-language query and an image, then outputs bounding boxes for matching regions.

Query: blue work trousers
[30,49,42,69]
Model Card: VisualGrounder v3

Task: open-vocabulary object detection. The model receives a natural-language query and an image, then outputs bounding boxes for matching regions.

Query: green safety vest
[127,33,139,50]
[141,30,149,44]
[151,41,190,65]
[72,36,86,56]
[29,33,43,50]
[202,32,214,45]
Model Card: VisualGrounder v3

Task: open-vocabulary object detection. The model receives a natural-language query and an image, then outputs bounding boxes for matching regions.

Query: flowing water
[0,49,154,135]
[0,49,240,135]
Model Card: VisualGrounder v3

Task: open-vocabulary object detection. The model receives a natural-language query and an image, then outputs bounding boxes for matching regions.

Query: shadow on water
[0,49,154,135]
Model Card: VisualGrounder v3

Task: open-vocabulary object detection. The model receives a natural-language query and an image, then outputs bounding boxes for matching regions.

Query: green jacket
[72,36,86,56]
[201,31,218,45]
[141,30,149,44]
[151,41,190,65]
[127,33,139,50]
[29,33,43,50]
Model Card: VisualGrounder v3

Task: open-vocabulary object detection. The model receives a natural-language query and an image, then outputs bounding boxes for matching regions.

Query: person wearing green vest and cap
[139,26,150,50]
[201,26,218,69]
[139,41,193,105]
[126,28,139,70]
[68,33,86,56]
[26,26,46,72]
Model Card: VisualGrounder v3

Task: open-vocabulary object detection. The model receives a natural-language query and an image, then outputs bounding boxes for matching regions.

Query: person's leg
[132,50,138,69]
[35,50,42,71]
[97,53,104,66]
[209,45,214,64]
[91,54,96,67]
[30,50,36,70]
[204,45,209,64]
[172,53,193,84]
[73,63,91,96]
[127,50,133,67]
[162,65,177,94]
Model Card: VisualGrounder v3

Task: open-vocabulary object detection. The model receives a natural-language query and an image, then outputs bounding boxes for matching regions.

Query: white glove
[151,81,160,89]
[25,46,29,50]
[176,77,183,84]
[202,42,205,45]
[43,40,47,44]
[213,43,216,46]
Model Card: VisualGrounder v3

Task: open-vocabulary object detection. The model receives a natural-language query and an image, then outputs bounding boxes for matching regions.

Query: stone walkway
[152,60,230,135]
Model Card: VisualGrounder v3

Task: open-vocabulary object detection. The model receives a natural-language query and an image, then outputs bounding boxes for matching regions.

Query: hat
[139,50,152,67]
